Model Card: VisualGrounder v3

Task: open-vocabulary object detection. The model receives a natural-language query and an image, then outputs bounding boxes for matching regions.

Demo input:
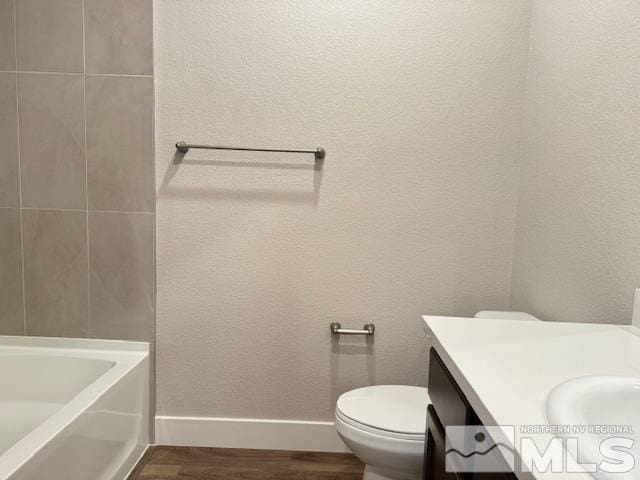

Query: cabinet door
[425,404,465,480]
[428,348,478,428]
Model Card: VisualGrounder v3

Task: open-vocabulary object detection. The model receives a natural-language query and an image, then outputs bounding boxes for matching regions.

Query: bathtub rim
[0,335,149,480]
[0,335,149,353]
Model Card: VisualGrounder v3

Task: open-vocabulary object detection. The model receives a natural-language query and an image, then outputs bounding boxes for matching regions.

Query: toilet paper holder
[330,322,375,336]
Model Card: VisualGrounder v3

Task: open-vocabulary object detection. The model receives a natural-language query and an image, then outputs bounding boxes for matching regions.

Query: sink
[546,376,640,480]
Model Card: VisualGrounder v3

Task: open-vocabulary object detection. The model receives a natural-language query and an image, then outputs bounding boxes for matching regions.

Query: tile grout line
[87,73,153,78]
[18,206,155,215]
[0,70,152,78]
[12,0,27,336]
[82,0,91,338]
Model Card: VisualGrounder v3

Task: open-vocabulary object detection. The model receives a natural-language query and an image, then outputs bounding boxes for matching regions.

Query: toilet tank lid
[336,385,429,435]
[475,311,541,321]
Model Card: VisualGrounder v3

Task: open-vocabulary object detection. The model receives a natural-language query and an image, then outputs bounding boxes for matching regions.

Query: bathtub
[0,336,150,480]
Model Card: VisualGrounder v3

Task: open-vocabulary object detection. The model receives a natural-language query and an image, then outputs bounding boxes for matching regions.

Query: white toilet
[335,311,541,480]
[336,385,429,480]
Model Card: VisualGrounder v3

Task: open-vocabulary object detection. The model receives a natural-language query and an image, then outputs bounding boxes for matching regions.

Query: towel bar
[175,141,326,160]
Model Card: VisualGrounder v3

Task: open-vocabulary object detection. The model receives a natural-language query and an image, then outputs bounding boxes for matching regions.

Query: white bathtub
[0,336,150,480]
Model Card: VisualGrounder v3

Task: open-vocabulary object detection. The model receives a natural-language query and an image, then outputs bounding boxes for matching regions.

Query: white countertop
[422,315,640,480]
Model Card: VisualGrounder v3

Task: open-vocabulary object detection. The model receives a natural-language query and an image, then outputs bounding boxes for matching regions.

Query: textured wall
[510,0,640,324]
[155,0,531,420]
[0,0,154,341]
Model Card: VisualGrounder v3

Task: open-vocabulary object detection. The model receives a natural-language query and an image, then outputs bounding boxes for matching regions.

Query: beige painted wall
[154,1,531,420]
[510,1,640,324]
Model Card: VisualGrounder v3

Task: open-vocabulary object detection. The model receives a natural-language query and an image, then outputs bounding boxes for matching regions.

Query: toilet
[336,385,428,480]
[335,311,541,480]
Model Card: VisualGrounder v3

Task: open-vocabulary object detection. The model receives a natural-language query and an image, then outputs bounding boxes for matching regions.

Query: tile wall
[0,0,154,341]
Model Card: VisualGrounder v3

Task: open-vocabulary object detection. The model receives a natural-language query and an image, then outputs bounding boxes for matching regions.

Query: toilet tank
[474,311,542,321]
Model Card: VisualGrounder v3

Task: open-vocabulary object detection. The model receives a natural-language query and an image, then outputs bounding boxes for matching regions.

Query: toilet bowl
[335,385,429,480]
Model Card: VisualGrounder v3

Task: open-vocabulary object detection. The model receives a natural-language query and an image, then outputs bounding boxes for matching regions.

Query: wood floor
[129,447,364,480]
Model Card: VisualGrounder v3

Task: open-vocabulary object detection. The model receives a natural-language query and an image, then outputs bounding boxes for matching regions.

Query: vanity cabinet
[424,348,517,480]
[425,403,462,480]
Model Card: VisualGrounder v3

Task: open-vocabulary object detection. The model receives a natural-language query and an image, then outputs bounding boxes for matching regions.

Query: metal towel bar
[175,141,326,160]
[330,322,375,336]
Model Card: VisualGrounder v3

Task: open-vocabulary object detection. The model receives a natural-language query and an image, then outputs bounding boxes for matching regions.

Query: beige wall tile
[23,209,88,337]
[0,209,24,335]
[85,0,153,75]
[87,75,154,212]
[15,0,83,72]
[0,0,16,70]
[0,73,19,207]
[89,212,153,341]
[5,0,155,342]
[18,73,86,209]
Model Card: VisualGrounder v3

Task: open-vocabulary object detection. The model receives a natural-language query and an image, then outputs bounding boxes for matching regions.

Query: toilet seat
[335,385,429,439]
[336,409,424,441]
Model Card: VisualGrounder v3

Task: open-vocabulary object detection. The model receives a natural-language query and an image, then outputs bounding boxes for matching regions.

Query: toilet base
[363,465,421,480]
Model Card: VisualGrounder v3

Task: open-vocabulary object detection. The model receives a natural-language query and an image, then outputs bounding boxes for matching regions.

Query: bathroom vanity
[424,347,516,480]
[422,315,640,480]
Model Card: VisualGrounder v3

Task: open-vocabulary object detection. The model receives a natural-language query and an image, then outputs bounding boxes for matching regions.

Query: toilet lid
[336,385,429,435]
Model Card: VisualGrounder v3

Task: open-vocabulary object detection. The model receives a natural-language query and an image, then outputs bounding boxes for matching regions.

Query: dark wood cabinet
[428,348,479,429]
[424,348,517,480]
[425,404,465,480]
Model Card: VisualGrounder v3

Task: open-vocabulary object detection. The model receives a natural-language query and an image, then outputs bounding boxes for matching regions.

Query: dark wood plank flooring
[130,447,364,480]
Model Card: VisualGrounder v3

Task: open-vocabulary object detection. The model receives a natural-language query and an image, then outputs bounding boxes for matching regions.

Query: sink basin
[546,376,640,480]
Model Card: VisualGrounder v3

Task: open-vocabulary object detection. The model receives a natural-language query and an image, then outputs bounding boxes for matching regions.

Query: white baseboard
[155,416,350,453]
